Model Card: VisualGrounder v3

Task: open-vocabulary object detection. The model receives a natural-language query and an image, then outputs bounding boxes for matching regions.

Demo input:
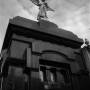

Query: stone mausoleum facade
[0,16,90,90]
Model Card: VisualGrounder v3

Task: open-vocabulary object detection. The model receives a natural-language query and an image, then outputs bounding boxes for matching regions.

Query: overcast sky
[0,0,90,52]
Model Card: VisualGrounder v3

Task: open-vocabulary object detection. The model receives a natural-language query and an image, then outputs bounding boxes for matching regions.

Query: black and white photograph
[0,0,90,90]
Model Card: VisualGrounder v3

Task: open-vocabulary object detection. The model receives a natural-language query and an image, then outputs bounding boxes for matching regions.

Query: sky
[0,0,90,52]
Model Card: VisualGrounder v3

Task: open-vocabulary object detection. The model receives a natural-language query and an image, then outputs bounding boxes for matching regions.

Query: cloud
[48,0,90,40]
[0,0,21,17]
[0,0,38,18]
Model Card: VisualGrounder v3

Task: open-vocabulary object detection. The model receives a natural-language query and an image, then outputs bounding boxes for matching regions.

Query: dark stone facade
[0,16,90,90]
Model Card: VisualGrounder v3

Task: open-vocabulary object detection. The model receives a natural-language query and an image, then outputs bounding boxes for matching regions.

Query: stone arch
[40,50,71,63]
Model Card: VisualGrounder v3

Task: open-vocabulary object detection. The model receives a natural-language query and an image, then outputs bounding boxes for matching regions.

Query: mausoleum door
[39,59,73,90]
